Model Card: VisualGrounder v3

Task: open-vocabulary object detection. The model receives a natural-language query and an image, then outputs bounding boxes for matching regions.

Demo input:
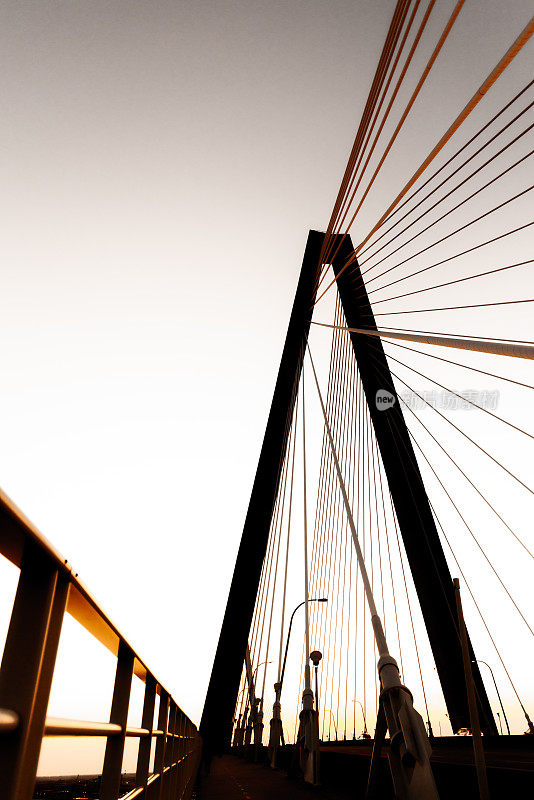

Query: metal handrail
[122,788,144,800]
[0,487,155,682]
[37,717,161,737]
[122,789,144,800]
[44,718,123,737]
[122,754,197,800]
[0,708,19,732]
[0,487,202,800]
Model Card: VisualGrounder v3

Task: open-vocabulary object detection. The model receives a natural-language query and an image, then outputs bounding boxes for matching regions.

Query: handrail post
[154,689,169,799]
[136,673,157,792]
[177,709,186,796]
[165,701,177,799]
[0,492,201,798]
[170,707,181,799]
[100,639,134,800]
[0,538,69,800]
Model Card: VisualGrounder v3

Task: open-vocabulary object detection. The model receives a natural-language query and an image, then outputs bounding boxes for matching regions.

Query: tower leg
[200,231,326,756]
[330,235,496,735]
[201,228,497,763]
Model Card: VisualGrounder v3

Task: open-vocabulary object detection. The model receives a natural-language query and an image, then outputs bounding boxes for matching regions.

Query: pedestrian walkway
[196,755,351,800]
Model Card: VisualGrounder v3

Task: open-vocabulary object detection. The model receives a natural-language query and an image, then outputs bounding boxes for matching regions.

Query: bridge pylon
[201,229,497,764]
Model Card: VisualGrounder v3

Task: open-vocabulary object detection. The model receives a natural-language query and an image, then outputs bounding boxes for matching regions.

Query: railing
[0,488,201,800]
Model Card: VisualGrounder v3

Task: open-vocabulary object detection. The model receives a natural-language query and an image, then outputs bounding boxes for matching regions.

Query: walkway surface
[196,755,350,800]
[196,741,534,800]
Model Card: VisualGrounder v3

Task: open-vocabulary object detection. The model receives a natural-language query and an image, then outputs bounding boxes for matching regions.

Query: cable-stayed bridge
[1,2,534,799]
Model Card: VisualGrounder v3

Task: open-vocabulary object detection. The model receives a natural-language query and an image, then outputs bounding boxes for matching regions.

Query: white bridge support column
[372,617,439,800]
[253,704,264,752]
[244,707,253,746]
[297,673,319,786]
[268,683,283,768]
[232,713,244,747]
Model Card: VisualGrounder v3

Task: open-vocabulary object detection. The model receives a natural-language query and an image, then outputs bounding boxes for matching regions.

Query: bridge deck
[197,740,534,800]
[196,755,351,800]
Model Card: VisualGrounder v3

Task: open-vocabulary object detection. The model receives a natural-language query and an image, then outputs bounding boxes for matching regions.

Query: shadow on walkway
[196,755,352,800]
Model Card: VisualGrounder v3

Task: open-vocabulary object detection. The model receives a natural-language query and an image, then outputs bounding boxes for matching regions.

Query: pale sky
[0,0,533,777]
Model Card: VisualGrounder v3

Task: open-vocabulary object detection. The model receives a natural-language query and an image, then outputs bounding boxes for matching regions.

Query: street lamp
[234,685,248,724]
[353,699,370,738]
[253,660,272,681]
[279,598,328,692]
[241,661,271,715]
[324,709,338,740]
[472,659,510,735]
[269,599,327,769]
[234,684,250,725]
[250,660,271,696]
[242,661,271,741]
[310,650,322,714]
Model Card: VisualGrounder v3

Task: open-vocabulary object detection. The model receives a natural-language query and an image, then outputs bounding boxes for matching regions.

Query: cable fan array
[233,0,534,752]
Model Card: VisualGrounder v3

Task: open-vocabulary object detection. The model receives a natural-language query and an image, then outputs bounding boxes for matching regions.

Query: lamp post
[324,709,338,740]
[279,598,327,692]
[235,685,246,720]
[353,699,370,738]
[253,660,272,681]
[233,685,249,746]
[249,660,272,714]
[252,660,272,750]
[243,661,271,748]
[236,683,251,716]
[472,659,510,735]
[242,661,270,719]
[269,600,326,770]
